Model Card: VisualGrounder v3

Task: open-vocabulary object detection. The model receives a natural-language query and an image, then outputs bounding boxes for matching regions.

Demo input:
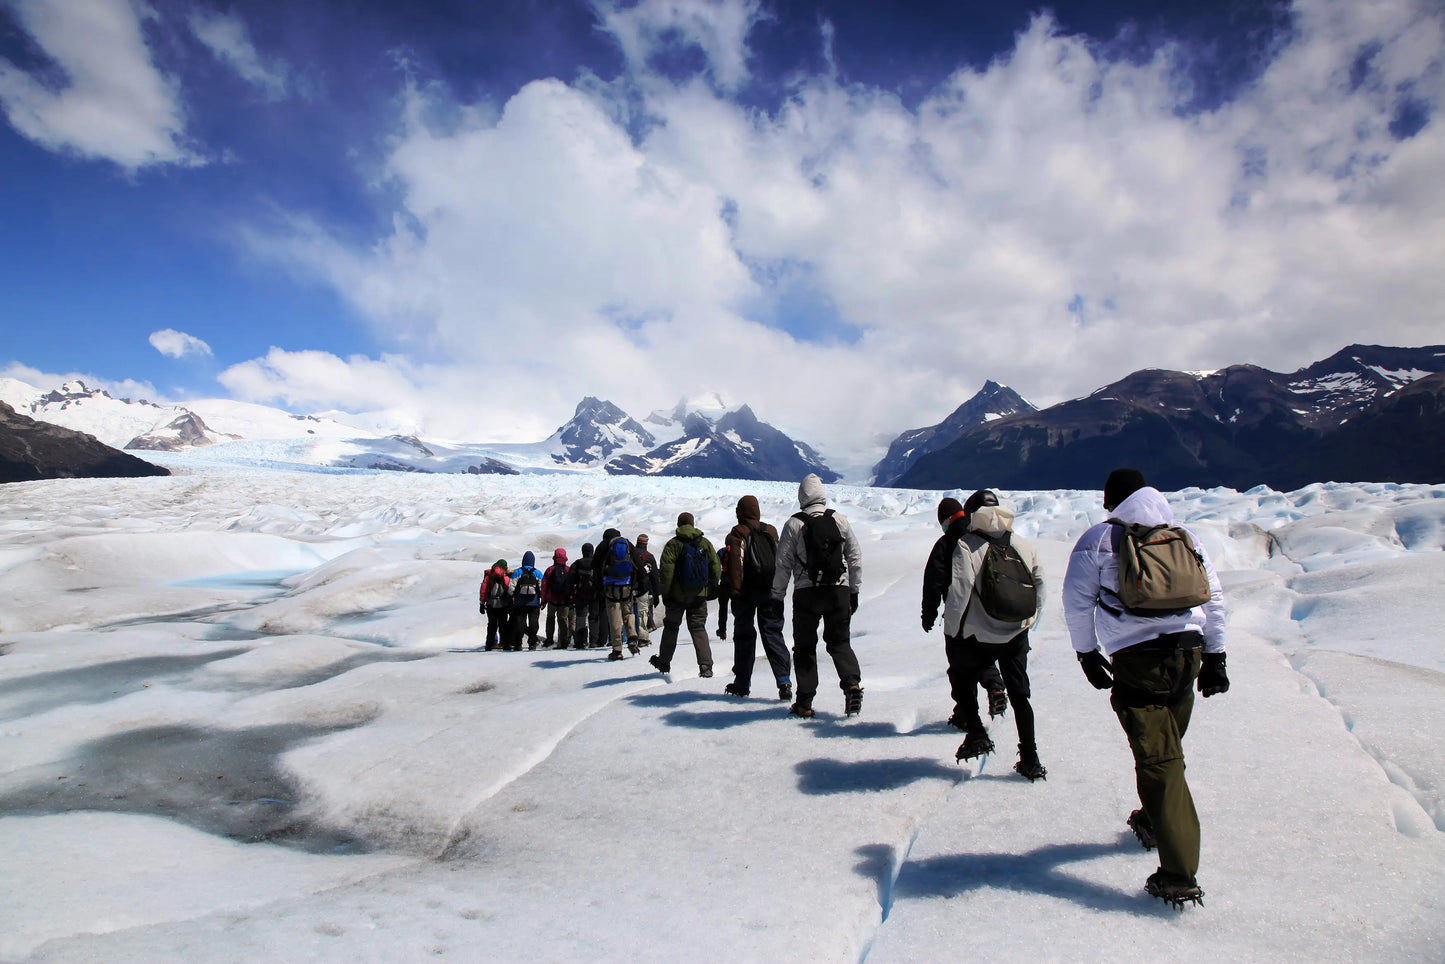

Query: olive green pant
[1110,644,1203,880]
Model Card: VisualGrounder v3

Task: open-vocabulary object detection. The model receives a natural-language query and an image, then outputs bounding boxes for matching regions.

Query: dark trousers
[730,593,790,690]
[485,609,511,650]
[573,599,594,649]
[587,598,606,647]
[510,607,539,649]
[790,585,860,701]
[659,596,713,671]
[948,631,1035,749]
[1111,640,1203,880]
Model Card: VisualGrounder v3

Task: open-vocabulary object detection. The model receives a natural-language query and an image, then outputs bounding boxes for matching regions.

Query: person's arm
[771,519,797,600]
[1062,529,1104,654]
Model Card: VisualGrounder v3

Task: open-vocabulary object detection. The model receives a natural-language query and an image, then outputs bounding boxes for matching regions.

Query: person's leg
[485,611,499,649]
[819,586,860,689]
[685,597,713,673]
[657,600,684,668]
[756,597,791,688]
[558,604,575,648]
[589,600,605,647]
[607,599,627,656]
[790,590,823,707]
[1111,647,1202,881]
[995,632,1036,750]
[730,595,759,690]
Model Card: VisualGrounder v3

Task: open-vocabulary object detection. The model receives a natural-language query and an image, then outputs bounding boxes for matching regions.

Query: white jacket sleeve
[1193,534,1228,654]
[1063,528,1104,654]
[839,514,863,592]
[771,517,798,600]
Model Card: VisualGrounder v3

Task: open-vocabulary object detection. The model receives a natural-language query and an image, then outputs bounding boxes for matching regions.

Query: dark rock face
[551,397,656,465]
[1,402,170,483]
[607,405,839,482]
[873,381,1036,486]
[894,345,1445,491]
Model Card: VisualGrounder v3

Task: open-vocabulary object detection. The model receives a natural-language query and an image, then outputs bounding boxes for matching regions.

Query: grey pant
[659,597,713,671]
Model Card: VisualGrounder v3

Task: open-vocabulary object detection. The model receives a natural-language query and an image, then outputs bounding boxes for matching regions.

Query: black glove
[706,581,719,600]
[479,603,485,614]
[1198,651,1229,697]
[921,608,936,633]
[1078,649,1114,689]
[850,592,859,615]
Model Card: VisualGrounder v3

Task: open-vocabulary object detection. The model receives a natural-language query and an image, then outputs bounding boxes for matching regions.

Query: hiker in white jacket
[944,490,1047,781]
[1062,468,1230,909]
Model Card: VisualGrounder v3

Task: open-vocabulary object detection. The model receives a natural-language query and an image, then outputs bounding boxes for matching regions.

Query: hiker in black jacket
[569,543,599,649]
[923,496,1010,726]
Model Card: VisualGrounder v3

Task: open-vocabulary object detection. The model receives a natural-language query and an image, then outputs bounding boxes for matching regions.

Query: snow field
[0,473,1442,961]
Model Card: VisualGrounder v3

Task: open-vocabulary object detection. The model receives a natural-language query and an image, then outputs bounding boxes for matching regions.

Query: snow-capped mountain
[894,344,1445,491]
[872,380,1036,486]
[125,412,239,452]
[609,404,839,482]
[548,397,656,467]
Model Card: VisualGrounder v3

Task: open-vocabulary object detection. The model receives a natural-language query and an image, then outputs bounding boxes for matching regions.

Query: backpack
[570,559,596,602]
[742,524,777,590]
[547,564,571,598]
[1106,520,1211,615]
[793,510,845,586]
[972,532,1038,623]
[485,574,510,610]
[677,537,710,590]
[602,537,634,587]
[513,568,540,602]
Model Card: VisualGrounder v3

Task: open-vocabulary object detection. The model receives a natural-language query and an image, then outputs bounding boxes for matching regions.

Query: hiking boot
[778,682,793,702]
[1145,868,1203,909]
[987,685,1008,718]
[844,685,863,717]
[607,650,625,661]
[946,710,971,731]
[724,683,749,697]
[1127,809,1158,850]
[955,728,995,762]
[1014,744,1047,782]
[628,642,640,655]
[716,627,727,639]
[789,701,814,719]
[699,667,713,678]
[648,655,670,674]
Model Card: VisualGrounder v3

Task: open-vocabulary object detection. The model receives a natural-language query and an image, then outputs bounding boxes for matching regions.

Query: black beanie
[936,497,964,527]
[677,512,694,527]
[1104,468,1147,510]
[963,489,999,514]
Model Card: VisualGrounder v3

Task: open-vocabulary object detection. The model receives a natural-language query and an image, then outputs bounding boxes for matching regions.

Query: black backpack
[972,532,1037,623]
[513,568,540,602]
[677,537,710,590]
[570,559,595,602]
[793,510,845,586]
[547,564,571,597]
[485,574,511,610]
[742,523,777,590]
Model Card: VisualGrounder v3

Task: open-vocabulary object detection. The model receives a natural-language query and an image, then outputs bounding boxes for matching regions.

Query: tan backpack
[1105,520,1211,615]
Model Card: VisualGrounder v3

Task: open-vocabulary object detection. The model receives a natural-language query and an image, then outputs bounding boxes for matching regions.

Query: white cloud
[241,0,1445,463]
[592,0,764,91]
[187,8,288,100]
[1,361,163,404]
[148,328,213,359]
[0,0,198,169]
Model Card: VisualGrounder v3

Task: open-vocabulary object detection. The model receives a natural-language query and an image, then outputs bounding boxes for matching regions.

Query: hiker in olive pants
[1110,639,1204,880]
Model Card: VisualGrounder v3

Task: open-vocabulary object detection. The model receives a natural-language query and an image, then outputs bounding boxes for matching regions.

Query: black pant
[485,609,511,650]
[948,630,1036,749]
[573,598,594,648]
[730,593,791,690]
[511,606,539,649]
[790,585,861,701]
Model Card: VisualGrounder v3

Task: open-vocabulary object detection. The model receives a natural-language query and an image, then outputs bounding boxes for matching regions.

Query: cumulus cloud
[187,8,288,100]
[0,0,198,169]
[242,0,1445,462]
[148,328,212,358]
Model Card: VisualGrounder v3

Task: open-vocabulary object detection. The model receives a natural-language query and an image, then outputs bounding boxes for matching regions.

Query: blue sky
[1,0,1441,452]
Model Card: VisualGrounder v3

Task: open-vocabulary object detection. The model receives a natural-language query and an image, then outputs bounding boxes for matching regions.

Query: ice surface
[0,474,1441,961]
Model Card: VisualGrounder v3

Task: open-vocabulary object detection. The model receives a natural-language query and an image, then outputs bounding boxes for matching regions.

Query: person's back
[770,474,863,718]
[649,512,721,677]
[721,495,791,702]
[569,543,597,649]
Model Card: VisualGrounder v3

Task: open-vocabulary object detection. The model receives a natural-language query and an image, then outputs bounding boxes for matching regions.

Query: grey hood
[967,505,1016,538]
[798,473,827,511]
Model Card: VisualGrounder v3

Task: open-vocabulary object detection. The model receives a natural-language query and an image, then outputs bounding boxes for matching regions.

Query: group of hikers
[479,467,1230,910]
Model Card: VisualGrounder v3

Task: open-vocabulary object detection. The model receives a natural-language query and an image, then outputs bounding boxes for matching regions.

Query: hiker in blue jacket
[509,551,545,651]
